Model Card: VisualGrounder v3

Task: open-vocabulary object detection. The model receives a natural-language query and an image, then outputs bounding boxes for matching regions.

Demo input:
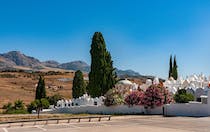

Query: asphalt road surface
[1,116,210,132]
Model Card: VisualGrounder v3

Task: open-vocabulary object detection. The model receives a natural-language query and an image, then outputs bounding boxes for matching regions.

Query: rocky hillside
[1,51,42,67]
[0,51,43,70]
[0,51,154,79]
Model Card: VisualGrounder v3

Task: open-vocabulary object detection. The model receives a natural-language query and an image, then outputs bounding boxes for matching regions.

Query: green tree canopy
[168,55,173,78]
[72,70,86,98]
[168,55,178,80]
[27,98,50,118]
[35,76,46,100]
[88,32,117,97]
[172,56,178,80]
[47,94,63,106]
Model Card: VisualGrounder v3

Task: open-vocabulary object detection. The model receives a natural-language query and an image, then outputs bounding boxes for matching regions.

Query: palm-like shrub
[14,100,25,110]
[125,91,144,106]
[2,100,28,114]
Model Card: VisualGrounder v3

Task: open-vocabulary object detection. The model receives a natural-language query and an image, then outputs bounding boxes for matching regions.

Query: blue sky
[0,0,210,78]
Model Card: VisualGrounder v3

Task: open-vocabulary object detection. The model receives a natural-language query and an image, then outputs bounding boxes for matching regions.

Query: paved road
[1,116,210,132]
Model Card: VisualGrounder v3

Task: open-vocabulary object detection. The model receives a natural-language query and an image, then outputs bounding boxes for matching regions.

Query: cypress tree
[88,32,117,97]
[172,56,178,80]
[168,55,173,79]
[102,52,117,94]
[35,76,46,100]
[72,70,86,98]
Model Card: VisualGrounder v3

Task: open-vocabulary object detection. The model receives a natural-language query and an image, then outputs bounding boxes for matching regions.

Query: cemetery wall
[51,105,163,115]
[164,103,209,117]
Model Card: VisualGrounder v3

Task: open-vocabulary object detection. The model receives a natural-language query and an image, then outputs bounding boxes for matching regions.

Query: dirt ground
[0,72,75,107]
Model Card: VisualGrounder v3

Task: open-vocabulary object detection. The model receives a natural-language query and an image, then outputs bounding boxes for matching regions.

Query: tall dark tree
[35,76,46,100]
[172,56,178,80]
[102,52,117,94]
[88,32,117,97]
[72,70,86,98]
[168,55,173,79]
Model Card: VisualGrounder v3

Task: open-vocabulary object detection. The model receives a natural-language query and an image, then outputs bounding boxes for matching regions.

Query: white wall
[164,91,210,117]
[50,103,210,116]
[51,91,210,116]
[51,105,163,115]
[164,103,209,117]
[52,105,144,114]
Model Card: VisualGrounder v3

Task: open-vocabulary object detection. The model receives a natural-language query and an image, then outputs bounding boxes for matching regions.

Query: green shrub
[27,101,38,113]
[47,94,63,106]
[174,89,194,103]
[5,109,28,114]
[27,98,50,114]
[14,100,25,110]
[2,100,28,114]
[104,89,124,106]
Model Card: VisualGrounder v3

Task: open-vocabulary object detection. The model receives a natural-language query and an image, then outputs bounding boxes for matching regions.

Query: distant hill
[0,51,43,70]
[58,61,90,72]
[0,51,156,80]
[42,60,60,68]
[116,69,141,77]
[1,51,42,67]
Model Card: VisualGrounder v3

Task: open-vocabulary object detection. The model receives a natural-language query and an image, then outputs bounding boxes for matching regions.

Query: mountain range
[0,51,154,79]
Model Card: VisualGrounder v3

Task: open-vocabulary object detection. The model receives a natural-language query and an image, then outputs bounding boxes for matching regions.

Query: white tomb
[56,94,104,108]
[163,74,210,100]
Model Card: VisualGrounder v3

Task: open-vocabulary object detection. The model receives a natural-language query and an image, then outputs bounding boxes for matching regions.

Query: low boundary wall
[164,103,209,117]
[52,105,163,115]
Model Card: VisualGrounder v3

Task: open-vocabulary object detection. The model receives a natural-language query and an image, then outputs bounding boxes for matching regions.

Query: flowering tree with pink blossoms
[125,91,144,106]
[162,86,173,104]
[142,84,172,109]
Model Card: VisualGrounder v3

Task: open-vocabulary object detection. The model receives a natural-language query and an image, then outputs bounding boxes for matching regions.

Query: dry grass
[0,71,78,107]
[0,71,142,109]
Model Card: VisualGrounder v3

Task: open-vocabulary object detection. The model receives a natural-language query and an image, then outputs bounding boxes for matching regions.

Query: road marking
[71,125,82,129]
[62,124,81,129]
[36,126,47,131]
[2,128,8,132]
[100,124,110,127]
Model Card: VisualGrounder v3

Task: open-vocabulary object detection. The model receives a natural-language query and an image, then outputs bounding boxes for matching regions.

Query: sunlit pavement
[1,116,210,132]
